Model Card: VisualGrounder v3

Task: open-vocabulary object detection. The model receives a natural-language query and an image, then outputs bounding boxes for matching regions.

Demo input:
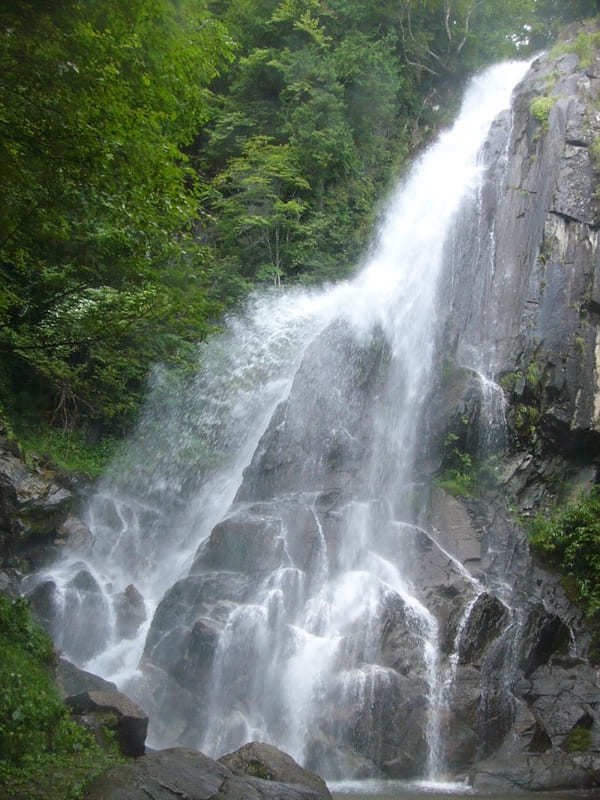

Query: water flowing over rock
[26,33,600,792]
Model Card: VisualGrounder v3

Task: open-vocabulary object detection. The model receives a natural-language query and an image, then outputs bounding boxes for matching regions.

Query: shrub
[528,488,600,616]
[530,95,556,128]
[0,595,124,799]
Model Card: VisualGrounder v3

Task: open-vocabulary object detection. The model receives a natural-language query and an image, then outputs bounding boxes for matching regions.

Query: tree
[0,0,232,431]
[214,136,309,284]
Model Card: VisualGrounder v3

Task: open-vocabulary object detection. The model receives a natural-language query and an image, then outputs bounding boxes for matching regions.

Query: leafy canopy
[0,0,232,431]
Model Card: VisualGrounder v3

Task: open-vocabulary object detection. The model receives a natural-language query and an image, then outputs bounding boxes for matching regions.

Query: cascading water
[30,60,531,782]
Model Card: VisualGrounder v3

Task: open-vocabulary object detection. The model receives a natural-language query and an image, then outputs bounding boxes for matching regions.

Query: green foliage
[14,424,119,478]
[436,431,475,496]
[0,596,124,799]
[3,0,595,443]
[530,95,556,128]
[514,403,542,444]
[551,27,600,68]
[0,0,232,433]
[528,488,600,615]
[567,726,592,752]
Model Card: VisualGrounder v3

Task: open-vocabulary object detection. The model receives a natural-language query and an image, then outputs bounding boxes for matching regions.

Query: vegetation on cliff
[0,595,124,800]
[529,489,600,617]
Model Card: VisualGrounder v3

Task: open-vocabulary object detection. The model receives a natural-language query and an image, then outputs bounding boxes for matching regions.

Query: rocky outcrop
[83,746,332,800]
[0,421,93,579]
[436,21,600,476]
[235,320,390,502]
[417,27,600,788]
[66,689,149,758]
[56,656,118,698]
[218,742,332,798]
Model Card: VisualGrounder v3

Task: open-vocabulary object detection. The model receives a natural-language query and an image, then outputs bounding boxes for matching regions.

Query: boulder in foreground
[219,741,332,798]
[83,745,332,800]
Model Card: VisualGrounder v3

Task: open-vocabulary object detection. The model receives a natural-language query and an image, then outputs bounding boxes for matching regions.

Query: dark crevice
[565,138,589,148]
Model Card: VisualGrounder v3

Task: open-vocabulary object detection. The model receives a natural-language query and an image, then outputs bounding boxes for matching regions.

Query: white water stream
[32,61,530,781]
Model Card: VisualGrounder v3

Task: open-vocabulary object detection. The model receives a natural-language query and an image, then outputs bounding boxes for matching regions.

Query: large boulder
[192,506,287,574]
[56,657,117,698]
[235,321,390,502]
[66,690,148,758]
[218,741,332,798]
[113,583,147,640]
[83,747,332,800]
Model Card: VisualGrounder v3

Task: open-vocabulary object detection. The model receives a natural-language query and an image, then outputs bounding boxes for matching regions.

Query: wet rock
[27,579,59,631]
[439,664,482,769]
[193,505,287,574]
[470,751,600,791]
[66,689,148,757]
[60,569,111,661]
[83,747,331,800]
[113,583,146,640]
[235,321,390,502]
[519,604,571,677]
[458,593,509,665]
[507,699,552,755]
[523,662,600,749]
[56,657,117,698]
[317,668,429,776]
[170,616,221,691]
[428,487,482,566]
[304,733,378,780]
[219,741,332,798]
[132,661,201,747]
[143,571,250,665]
[57,514,94,552]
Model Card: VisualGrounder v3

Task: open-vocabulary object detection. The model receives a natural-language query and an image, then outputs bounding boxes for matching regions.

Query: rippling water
[330,782,597,800]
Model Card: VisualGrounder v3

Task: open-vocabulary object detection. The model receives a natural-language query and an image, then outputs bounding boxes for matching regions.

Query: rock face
[417,22,600,789]
[83,745,332,800]
[436,22,600,470]
[0,420,95,596]
[0,426,74,568]
[66,689,149,758]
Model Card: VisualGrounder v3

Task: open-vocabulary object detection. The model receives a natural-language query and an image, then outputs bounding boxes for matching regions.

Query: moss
[513,404,541,444]
[526,360,543,387]
[552,29,600,70]
[499,370,521,393]
[567,727,592,752]
[245,760,273,780]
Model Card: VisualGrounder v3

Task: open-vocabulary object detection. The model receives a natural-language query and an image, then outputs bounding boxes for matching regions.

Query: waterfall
[30,60,531,781]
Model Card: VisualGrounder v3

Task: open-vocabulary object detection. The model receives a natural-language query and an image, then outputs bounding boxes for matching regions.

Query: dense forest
[1,0,598,463]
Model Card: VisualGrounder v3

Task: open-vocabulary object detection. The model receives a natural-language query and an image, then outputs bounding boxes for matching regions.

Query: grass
[12,424,119,479]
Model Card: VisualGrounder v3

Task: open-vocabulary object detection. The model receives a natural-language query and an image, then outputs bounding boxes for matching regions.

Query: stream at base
[330,784,597,800]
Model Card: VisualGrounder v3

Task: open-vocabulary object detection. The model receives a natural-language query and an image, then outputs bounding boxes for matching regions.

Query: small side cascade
[477,372,508,452]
